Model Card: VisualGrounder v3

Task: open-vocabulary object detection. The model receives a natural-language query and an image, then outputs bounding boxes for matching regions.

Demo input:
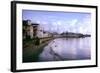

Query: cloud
[70,19,78,27]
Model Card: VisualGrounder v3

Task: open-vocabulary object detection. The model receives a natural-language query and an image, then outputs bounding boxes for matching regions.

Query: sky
[22,10,91,34]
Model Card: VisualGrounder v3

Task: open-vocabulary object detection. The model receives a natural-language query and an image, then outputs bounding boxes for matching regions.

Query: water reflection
[39,37,91,61]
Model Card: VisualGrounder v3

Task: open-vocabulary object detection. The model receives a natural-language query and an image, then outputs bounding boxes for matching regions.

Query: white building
[37,25,52,38]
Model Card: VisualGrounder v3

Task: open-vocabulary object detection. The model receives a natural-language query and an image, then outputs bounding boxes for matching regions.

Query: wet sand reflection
[39,37,91,62]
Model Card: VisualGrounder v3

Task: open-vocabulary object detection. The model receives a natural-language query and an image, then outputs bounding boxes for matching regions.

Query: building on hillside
[37,25,53,38]
[23,20,53,40]
[23,20,39,39]
[32,23,39,38]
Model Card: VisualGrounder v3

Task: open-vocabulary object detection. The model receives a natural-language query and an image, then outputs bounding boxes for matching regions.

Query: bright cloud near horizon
[22,10,91,34]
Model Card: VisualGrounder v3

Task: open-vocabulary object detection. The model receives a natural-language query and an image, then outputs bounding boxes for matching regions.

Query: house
[37,25,53,38]
[23,20,39,39]
[23,20,53,40]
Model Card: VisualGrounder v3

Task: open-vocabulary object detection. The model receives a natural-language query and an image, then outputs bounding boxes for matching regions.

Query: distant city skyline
[22,10,91,34]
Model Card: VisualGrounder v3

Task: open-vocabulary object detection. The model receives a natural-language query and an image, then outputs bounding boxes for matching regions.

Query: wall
[0,0,99,73]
